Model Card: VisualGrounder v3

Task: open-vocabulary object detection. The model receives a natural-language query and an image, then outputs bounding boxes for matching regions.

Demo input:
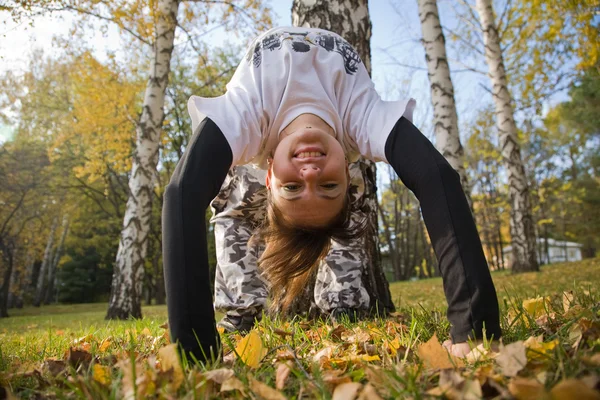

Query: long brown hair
[255,192,367,312]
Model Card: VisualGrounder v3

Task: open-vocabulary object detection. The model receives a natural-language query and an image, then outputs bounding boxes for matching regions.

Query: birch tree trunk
[44,216,69,304]
[106,0,180,319]
[33,217,58,307]
[292,0,395,315]
[417,0,473,210]
[475,0,538,273]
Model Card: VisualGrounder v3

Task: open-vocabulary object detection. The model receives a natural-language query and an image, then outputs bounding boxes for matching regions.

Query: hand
[442,339,473,358]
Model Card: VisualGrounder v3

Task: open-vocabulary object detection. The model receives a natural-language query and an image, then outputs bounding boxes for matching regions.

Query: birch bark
[417,0,473,210]
[44,215,69,304]
[106,0,180,319]
[292,0,395,314]
[475,0,538,272]
[33,216,58,307]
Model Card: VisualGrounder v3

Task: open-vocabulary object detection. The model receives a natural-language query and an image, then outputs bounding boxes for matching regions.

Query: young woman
[162,27,501,363]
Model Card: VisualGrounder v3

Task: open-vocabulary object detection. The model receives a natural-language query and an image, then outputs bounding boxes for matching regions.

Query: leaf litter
[1,277,599,398]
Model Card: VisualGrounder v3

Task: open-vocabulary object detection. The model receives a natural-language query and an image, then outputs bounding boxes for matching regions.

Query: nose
[300,165,320,181]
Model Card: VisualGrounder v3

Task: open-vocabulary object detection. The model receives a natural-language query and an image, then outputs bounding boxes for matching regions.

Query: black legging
[162,117,501,363]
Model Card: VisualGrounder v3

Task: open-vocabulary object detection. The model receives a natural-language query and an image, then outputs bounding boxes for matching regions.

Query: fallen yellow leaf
[332,382,362,400]
[550,379,600,400]
[141,327,152,336]
[92,364,111,386]
[158,343,183,391]
[235,330,267,368]
[523,335,558,360]
[508,377,549,400]
[417,333,464,370]
[99,339,111,353]
[522,296,551,319]
[249,377,287,400]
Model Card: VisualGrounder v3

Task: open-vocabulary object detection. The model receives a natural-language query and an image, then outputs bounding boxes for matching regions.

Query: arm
[384,117,501,342]
[162,118,232,363]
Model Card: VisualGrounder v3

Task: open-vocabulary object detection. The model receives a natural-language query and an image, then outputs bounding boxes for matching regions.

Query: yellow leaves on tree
[51,52,144,183]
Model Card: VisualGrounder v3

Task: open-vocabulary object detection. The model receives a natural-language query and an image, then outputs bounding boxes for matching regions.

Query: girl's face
[267,126,348,228]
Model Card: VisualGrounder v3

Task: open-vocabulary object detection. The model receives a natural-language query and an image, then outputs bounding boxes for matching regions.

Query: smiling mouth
[295,151,325,159]
[293,146,326,158]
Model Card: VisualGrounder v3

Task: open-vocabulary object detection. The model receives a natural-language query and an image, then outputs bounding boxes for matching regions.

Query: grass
[1,258,599,399]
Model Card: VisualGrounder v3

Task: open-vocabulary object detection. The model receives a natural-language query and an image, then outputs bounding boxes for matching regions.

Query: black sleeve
[384,117,501,342]
[162,118,232,363]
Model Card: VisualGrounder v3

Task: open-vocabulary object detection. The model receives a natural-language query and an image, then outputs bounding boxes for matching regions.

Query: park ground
[1,258,599,399]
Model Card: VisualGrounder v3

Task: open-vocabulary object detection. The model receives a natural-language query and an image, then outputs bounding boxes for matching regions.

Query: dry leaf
[41,359,67,377]
[66,348,93,369]
[562,291,574,313]
[465,343,490,363]
[92,364,111,386]
[522,296,551,318]
[273,328,293,338]
[332,382,362,400]
[495,341,527,377]
[322,370,352,390]
[357,383,384,400]
[276,362,292,390]
[158,343,183,391]
[275,349,296,361]
[550,379,600,400]
[235,330,267,368]
[203,368,234,384]
[417,333,464,370]
[73,334,93,344]
[583,353,600,366]
[313,346,334,364]
[140,327,152,336]
[249,377,287,400]
[221,376,247,396]
[118,358,146,400]
[330,325,348,341]
[508,377,548,400]
[523,335,558,360]
[99,339,111,353]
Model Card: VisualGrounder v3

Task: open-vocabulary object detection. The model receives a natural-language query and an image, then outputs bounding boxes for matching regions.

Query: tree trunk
[292,0,395,314]
[33,217,58,307]
[106,0,180,320]
[0,243,14,318]
[44,216,69,304]
[417,0,473,211]
[475,0,538,273]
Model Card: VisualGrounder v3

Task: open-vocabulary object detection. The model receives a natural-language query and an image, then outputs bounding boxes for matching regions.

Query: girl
[162,26,501,363]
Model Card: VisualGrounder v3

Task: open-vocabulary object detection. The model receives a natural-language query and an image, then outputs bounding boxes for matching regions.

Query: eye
[321,183,338,189]
[283,184,301,192]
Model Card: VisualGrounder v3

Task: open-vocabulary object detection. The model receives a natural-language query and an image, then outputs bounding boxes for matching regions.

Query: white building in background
[503,238,583,266]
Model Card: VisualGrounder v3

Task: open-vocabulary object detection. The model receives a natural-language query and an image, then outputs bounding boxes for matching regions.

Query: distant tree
[0,142,48,317]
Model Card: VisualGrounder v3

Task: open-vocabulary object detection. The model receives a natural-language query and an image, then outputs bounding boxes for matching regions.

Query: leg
[211,166,268,329]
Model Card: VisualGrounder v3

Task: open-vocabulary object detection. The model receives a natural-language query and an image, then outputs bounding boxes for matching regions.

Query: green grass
[1,258,599,399]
